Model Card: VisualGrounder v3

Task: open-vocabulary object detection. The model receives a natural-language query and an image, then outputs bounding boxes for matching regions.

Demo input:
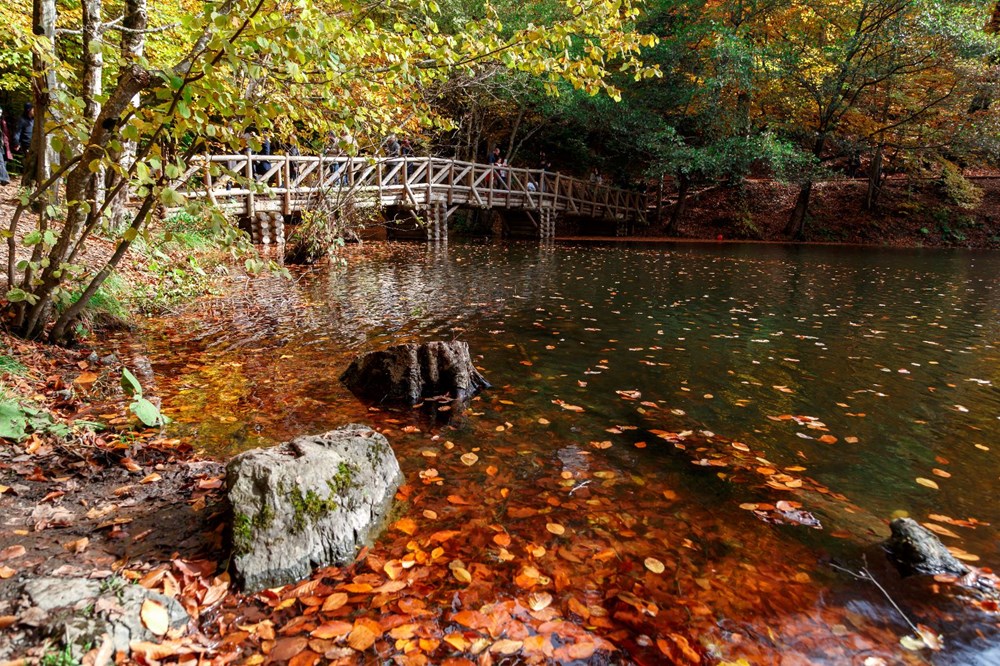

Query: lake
[122,241,1000,664]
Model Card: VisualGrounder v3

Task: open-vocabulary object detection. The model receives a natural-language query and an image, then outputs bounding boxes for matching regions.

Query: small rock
[99,353,119,366]
[21,576,188,657]
[884,517,969,577]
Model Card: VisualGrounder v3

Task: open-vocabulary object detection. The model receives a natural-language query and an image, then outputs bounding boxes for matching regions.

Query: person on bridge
[488,147,501,187]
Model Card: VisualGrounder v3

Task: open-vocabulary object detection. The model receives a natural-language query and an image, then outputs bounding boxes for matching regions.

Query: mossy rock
[226,425,403,591]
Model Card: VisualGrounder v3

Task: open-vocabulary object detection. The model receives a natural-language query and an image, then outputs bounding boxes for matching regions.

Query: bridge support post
[425,202,447,242]
[539,208,555,239]
[251,211,286,245]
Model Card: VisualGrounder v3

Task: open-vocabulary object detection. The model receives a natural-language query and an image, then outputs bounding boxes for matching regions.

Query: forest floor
[0,182,235,665]
[574,176,1000,249]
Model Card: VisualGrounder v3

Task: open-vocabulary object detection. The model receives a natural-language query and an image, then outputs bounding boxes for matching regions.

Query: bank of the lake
[569,177,1000,250]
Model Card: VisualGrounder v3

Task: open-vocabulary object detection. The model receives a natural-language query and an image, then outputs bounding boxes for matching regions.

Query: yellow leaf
[915,477,939,490]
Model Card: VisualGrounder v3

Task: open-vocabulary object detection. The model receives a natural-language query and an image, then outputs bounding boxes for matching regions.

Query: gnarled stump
[884,517,969,577]
[340,341,490,405]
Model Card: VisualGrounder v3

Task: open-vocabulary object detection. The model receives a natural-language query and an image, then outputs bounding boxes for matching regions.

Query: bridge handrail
[173,154,646,220]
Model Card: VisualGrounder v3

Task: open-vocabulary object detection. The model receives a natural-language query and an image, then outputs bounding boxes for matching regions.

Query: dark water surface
[122,241,999,664]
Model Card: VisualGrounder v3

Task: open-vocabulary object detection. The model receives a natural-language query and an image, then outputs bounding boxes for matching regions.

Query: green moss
[233,500,277,556]
[327,461,355,495]
[288,487,339,533]
[233,512,253,555]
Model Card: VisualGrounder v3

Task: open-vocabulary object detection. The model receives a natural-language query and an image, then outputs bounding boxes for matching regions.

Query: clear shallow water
[119,241,1000,664]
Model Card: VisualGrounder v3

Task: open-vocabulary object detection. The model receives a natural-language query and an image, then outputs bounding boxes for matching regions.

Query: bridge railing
[173,155,646,220]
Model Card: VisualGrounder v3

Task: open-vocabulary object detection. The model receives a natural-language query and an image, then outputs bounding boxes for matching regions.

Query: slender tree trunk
[666,174,689,235]
[506,105,525,161]
[25,0,58,190]
[109,0,147,232]
[49,193,156,342]
[784,135,826,238]
[19,64,151,339]
[82,0,105,216]
[865,143,883,210]
[784,182,813,239]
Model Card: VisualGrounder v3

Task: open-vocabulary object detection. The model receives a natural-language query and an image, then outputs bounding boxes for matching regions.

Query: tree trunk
[666,174,689,235]
[784,182,812,239]
[82,0,104,215]
[19,64,151,339]
[25,0,58,190]
[784,135,825,238]
[108,0,147,232]
[865,143,883,210]
[49,193,156,343]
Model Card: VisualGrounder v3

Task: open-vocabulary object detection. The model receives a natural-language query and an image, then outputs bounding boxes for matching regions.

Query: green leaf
[0,402,28,441]
[6,288,38,305]
[121,367,143,398]
[159,187,185,207]
[131,397,168,427]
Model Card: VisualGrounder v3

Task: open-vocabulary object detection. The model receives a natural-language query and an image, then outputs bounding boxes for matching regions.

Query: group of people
[487,147,556,192]
[0,103,36,186]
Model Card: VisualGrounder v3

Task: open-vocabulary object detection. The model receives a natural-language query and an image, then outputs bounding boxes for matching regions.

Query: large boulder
[884,517,970,577]
[226,425,403,591]
[340,341,491,405]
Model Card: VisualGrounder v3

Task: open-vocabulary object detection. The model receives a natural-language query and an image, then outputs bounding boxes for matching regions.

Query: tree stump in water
[340,341,490,405]
[884,517,969,577]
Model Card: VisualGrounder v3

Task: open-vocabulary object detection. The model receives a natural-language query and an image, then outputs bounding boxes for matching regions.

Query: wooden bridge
[173,155,647,242]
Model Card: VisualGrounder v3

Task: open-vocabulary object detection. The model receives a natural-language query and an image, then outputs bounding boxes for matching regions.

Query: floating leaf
[644,557,665,574]
[460,452,479,466]
[527,591,552,611]
[915,477,939,490]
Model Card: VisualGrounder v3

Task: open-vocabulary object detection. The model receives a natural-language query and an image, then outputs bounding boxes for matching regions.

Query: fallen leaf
[140,599,169,636]
[311,621,353,639]
[915,477,939,490]
[545,523,565,536]
[460,453,479,466]
[392,517,417,535]
[527,591,552,611]
[63,537,89,554]
[644,557,665,574]
[492,639,524,655]
[347,618,382,651]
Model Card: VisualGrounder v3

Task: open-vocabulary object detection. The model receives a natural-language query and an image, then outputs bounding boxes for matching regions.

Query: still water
[125,241,1000,664]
